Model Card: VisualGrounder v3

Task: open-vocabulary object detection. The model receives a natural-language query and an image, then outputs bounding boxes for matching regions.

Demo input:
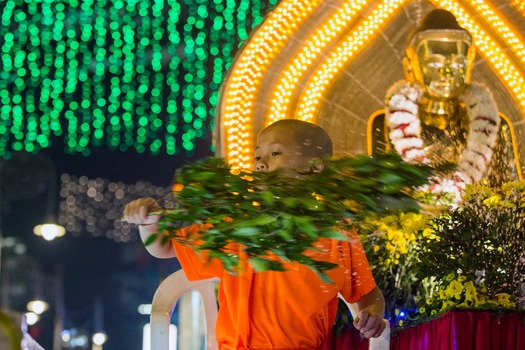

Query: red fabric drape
[390,311,525,350]
[322,325,369,350]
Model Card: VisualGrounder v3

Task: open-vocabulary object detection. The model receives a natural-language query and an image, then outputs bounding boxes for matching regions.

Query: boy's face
[253,124,319,177]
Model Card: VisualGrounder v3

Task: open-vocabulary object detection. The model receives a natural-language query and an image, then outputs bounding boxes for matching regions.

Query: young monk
[123,119,386,349]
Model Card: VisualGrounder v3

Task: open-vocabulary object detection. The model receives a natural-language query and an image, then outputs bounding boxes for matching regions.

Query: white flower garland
[385,80,500,203]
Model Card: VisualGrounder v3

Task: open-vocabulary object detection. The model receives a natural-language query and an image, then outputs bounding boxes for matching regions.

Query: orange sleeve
[171,224,225,281]
[340,230,377,303]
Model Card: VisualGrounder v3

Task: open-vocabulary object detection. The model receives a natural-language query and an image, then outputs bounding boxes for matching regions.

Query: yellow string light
[511,0,525,15]
[221,0,324,169]
[222,0,525,166]
[296,0,408,122]
[267,0,369,126]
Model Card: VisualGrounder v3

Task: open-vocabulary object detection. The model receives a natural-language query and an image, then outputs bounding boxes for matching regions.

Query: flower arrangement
[358,180,525,329]
[359,211,432,322]
[411,181,525,322]
[417,273,516,320]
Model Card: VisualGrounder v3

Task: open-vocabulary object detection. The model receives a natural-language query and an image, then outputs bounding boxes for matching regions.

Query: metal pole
[53,264,64,350]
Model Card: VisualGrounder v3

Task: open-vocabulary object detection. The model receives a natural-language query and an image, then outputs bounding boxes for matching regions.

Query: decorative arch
[217,0,525,170]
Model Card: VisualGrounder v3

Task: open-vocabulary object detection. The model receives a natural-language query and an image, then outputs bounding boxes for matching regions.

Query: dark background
[0,0,281,348]
[0,140,212,350]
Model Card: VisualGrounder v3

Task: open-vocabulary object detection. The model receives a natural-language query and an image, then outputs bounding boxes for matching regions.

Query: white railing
[150,270,218,350]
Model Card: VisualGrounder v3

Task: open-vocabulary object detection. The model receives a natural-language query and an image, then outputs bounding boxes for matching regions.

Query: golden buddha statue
[369,9,521,202]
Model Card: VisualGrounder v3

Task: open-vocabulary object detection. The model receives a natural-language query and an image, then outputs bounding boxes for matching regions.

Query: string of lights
[0,0,278,159]
[58,173,174,242]
[219,0,525,168]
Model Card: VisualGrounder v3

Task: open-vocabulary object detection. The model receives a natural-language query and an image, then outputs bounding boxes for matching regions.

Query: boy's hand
[353,309,386,338]
[123,197,161,226]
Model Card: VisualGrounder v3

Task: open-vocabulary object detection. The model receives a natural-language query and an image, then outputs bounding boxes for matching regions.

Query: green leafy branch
[153,153,433,282]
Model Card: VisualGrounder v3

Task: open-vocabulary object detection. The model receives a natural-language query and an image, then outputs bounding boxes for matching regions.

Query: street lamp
[32,185,65,241]
[92,332,107,350]
[32,224,65,350]
[27,299,49,315]
[33,224,65,241]
[30,152,65,242]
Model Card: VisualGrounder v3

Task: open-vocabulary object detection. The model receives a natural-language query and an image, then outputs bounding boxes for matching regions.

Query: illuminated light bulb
[27,300,49,315]
[92,332,108,345]
[25,312,40,326]
[33,223,66,241]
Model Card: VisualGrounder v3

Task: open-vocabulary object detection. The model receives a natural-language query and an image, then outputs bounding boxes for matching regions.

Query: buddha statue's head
[404,9,476,99]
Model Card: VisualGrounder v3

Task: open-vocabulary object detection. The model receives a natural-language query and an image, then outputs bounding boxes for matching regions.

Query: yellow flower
[463,281,478,307]
[445,280,463,300]
[445,273,456,282]
[495,293,516,308]
[478,283,488,294]
[438,290,447,300]
[457,275,467,283]
[419,307,426,314]
[463,183,494,201]
[426,297,434,305]
[440,301,456,312]
[483,194,502,207]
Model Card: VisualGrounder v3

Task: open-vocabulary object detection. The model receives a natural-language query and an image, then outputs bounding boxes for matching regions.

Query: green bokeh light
[0,0,278,157]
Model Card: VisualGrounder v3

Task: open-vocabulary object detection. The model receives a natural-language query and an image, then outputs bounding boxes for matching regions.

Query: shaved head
[262,119,333,158]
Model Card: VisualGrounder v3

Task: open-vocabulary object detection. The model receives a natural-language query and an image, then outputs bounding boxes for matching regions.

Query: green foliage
[414,273,519,325]
[155,153,432,280]
[354,181,525,329]
[415,182,525,300]
[359,212,430,321]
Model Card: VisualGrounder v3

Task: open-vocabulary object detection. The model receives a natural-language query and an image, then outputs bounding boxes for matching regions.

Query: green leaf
[235,215,277,227]
[292,216,319,238]
[282,197,300,208]
[269,247,290,262]
[249,257,286,272]
[276,229,293,241]
[260,190,275,206]
[321,229,350,241]
[314,270,334,284]
[231,227,261,237]
[143,233,159,247]
[377,172,406,185]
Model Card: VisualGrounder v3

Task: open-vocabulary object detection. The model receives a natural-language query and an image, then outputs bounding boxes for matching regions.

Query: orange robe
[172,225,376,350]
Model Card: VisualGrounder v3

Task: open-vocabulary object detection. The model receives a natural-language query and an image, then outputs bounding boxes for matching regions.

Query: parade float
[209,0,525,348]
